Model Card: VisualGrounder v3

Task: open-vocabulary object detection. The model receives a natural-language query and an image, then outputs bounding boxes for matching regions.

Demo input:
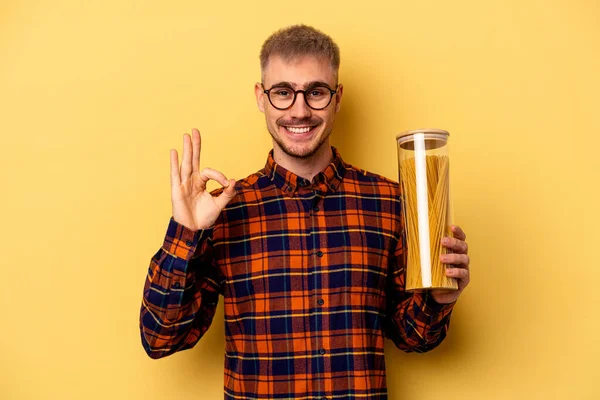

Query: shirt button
[185,240,193,247]
[317,298,325,306]
[172,282,181,289]
[319,348,326,355]
[287,186,293,192]
[313,206,320,212]
[316,251,324,257]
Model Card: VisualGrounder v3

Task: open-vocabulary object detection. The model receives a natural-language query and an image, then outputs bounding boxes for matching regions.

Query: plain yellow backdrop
[1,0,599,399]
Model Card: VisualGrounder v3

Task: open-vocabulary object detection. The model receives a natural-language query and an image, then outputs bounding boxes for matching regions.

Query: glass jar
[396,128,458,291]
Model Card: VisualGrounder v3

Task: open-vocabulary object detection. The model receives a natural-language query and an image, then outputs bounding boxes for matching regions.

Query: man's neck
[272,142,334,182]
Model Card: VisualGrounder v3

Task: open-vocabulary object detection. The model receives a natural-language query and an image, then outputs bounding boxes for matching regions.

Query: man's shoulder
[343,162,401,195]
[235,169,268,190]
[208,168,269,198]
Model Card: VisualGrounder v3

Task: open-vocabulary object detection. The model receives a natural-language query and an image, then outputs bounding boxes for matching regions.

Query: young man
[140,25,470,399]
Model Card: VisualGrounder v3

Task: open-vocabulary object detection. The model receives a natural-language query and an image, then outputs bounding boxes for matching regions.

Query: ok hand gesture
[170,128,236,231]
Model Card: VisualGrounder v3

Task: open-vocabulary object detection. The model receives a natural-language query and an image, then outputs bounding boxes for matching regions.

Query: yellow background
[2,0,599,399]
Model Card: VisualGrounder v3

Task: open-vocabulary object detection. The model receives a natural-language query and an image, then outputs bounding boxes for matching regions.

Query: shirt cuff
[161,217,212,261]
[421,291,456,316]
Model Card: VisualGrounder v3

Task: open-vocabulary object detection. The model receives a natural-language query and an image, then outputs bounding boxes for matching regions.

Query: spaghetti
[399,155,458,291]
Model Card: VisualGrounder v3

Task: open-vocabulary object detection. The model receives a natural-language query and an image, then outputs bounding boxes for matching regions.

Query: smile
[285,126,313,134]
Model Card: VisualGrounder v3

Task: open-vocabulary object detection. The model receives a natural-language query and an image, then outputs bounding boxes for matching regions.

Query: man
[140,24,470,399]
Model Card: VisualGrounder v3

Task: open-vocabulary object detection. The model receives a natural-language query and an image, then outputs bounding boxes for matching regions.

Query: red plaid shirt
[140,147,455,399]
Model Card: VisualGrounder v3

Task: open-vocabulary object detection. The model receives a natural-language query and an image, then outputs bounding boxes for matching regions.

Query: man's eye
[274,90,291,96]
[309,88,327,97]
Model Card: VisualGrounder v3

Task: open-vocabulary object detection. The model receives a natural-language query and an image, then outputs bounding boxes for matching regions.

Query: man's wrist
[162,216,212,261]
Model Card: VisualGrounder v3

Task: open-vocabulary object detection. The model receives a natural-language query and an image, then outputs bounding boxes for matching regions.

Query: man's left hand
[430,225,470,304]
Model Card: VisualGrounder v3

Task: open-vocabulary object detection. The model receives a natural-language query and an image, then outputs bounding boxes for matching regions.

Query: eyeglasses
[262,84,338,110]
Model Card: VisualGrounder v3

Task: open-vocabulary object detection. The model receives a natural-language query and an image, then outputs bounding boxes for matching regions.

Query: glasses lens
[306,86,333,109]
[268,87,294,109]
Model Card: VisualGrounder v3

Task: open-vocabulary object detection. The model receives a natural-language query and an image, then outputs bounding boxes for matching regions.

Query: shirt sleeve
[139,217,223,359]
[384,226,456,353]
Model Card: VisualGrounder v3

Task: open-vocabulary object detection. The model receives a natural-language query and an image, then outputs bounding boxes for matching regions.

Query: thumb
[215,179,236,209]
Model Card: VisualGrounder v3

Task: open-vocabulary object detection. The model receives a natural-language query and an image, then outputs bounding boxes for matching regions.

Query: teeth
[286,126,311,134]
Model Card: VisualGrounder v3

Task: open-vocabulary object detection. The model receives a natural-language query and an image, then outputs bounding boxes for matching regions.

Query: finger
[215,179,237,209]
[442,237,468,254]
[446,267,470,281]
[199,167,231,188]
[440,253,470,268]
[181,133,192,181]
[451,225,467,241]
[170,149,181,187]
[192,128,201,174]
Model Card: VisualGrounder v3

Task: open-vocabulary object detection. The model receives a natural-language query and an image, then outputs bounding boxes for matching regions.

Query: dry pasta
[399,155,458,291]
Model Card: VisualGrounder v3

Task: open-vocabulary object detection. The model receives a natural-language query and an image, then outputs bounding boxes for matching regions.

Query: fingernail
[442,238,449,244]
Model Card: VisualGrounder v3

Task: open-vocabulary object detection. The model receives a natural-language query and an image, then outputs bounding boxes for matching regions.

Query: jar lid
[395,128,450,140]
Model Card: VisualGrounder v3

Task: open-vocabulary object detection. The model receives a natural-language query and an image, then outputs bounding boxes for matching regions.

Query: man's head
[255,25,343,160]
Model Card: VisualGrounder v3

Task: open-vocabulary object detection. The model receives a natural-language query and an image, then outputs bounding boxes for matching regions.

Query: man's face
[255,55,343,159]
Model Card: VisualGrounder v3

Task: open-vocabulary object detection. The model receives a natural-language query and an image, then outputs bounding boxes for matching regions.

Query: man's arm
[384,231,456,353]
[139,128,235,359]
[384,271,455,353]
[139,217,222,359]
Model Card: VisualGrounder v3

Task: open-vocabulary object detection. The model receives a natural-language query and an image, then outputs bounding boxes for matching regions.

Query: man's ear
[334,84,344,113]
[255,82,265,113]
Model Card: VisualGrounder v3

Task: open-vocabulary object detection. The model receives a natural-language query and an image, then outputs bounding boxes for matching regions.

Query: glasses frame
[262,83,339,111]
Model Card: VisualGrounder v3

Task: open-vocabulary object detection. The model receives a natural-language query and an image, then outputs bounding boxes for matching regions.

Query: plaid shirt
[140,147,455,399]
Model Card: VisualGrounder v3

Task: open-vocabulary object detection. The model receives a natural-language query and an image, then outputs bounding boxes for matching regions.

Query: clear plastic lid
[396,128,449,151]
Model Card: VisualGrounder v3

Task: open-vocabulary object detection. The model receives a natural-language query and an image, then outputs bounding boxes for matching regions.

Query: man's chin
[272,138,323,159]
[280,144,319,159]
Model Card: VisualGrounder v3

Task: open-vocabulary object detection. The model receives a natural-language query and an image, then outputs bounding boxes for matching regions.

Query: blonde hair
[259,24,340,80]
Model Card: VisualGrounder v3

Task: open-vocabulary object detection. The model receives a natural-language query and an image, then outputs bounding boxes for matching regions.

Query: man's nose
[289,92,312,119]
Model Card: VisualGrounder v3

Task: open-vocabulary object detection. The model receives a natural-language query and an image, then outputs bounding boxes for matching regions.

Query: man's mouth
[277,119,321,140]
[284,125,315,134]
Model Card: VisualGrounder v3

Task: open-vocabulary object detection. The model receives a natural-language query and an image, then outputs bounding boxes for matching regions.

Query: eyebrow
[268,80,335,89]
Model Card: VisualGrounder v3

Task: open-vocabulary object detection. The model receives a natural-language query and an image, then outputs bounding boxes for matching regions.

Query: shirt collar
[263,146,347,197]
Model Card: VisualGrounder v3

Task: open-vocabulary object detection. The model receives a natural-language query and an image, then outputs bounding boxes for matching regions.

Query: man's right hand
[170,128,236,231]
